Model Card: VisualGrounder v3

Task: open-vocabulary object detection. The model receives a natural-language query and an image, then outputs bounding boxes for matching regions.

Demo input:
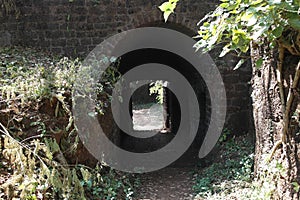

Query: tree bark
[251,39,300,199]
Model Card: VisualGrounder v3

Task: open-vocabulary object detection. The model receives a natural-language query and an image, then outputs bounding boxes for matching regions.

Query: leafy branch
[160,0,300,68]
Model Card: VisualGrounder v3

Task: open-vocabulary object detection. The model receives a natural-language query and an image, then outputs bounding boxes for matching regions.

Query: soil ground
[132,103,164,131]
[134,167,197,200]
[132,105,199,200]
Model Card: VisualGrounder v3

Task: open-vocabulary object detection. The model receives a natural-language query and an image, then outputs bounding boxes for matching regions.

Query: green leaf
[250,0,263,5]
[246,14,258,26]
[268,0,281,5]
[255,58,263,69]
[233,29,247,35]
[288,17,300,30]
[159,2,171,12]
[219,44,231,57]
[163,11,173,22]
[232,29,247,45]
[241,12,254,21]
[272,25,284,38]
[292,182,300,192]
[203,22,210,27]
[233,59,245,70]
[159,1,178,22]
[220,3,229,8]
[232,35,240,45]
[240,43,250,53]
[251,24,269,40]
[160,1,177,12]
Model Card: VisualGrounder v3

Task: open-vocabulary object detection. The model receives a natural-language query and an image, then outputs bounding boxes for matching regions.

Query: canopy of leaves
[160,0,300,69]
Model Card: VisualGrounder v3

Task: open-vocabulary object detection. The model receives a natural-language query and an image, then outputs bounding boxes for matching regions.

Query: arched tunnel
[113,47,211,167]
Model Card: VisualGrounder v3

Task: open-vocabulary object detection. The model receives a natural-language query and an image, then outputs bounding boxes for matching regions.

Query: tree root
[283,60,300,139]
[269,36,300,161]
[277,45,286,113]
[267,140,283,163]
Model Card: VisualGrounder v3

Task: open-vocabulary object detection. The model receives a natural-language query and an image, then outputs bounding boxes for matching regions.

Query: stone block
[0,31,11,46]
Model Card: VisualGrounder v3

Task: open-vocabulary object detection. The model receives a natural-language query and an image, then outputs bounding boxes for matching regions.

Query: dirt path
[131,105,201,199]
[134,167,197,200]
[132,104,164,131]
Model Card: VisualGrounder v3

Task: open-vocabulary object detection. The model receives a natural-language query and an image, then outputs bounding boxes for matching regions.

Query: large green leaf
[159,0,179,22]
[255,58,263,69]
[233,59,245,70]
[288,15,300,30]
[272,25,284,38]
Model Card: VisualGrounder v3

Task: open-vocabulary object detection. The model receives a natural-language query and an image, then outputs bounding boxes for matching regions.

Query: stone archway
[113,23,209,167]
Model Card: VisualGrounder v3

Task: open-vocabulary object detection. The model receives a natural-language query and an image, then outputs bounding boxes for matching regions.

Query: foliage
[95,57,122,115]
[158,0,179,22]
[0,48,79,152]
[0,48,78,155]
[0,47,78,104]
[218,128,231,143]
[0,123,137,199]
[0,47,136,199]
[0,47,120,114]
[252,155,290,199]
[194,136,255,199]
[196,153,295,199]
[160,0,300,69]
[194,0,299,54]
[149,80,165,104]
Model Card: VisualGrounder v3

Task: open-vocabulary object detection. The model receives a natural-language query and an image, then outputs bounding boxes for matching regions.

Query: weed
[193,135,254,199]
[0,123,137,199]
[0,47,136,199]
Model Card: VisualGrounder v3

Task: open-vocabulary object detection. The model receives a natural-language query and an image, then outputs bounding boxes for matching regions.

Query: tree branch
[282,60,300,141]
[277,45,286,114]
[267,139,283,163]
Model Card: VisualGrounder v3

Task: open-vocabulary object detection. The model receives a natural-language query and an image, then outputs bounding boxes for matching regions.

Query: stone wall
[0,0,217,55]
[0,0,253,134]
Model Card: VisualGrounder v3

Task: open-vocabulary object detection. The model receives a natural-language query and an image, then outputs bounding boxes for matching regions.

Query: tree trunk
[251,39,300,199]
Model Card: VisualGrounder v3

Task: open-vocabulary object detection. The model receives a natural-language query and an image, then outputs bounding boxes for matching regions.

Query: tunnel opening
[131,81,170,132]
[116,47,210,167]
